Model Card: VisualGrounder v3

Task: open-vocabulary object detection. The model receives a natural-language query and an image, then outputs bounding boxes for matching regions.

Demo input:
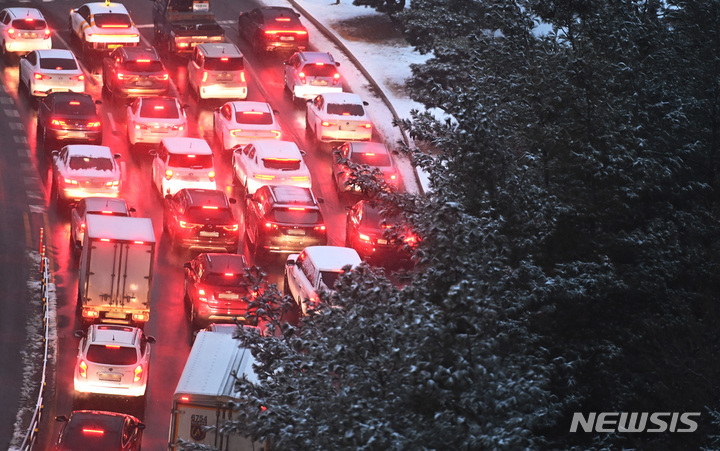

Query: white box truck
[168,331,262,450]
[78,215,155,328]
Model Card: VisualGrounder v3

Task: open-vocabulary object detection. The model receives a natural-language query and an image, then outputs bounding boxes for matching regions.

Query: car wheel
[69,231,80,262]
[231,166,239,185]
[189,304,200,330]
[283,273,290,296]
[183,280,191,310]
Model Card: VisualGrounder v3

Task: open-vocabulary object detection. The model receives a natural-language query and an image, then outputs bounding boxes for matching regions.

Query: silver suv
[284,51,342,104]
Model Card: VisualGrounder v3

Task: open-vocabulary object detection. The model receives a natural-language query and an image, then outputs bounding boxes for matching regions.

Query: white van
[187,43,248,100]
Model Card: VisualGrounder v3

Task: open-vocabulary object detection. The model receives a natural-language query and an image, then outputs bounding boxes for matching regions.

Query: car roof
[85,2,131,15]
[35,49,76,59]
[47,91,95,104]
[5,8,45,20]
[230,101,272,114]
[118,47,160,60]
[63,145,114,158]
[302,246,361,271]
[250,140,302,157]
[183,188,230,207]
[347,141,390,154]
[201,253,248,272]
[197,43,243,58]
[320,92,364,105]
[81,197,129,212]
[257,6,300,19]
[89,324,139,346]
[267,185,316,205]
[162,137,212,155]
[298,52,336,64]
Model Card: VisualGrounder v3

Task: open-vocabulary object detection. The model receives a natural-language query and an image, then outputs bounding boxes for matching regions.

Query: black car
[37,92,102,151]
[163,188,239,254]
[238,7,308,55]
[345,200,416,266]
[244,184,327,259]
[54,410,144,451]
[183,253,255,330]
[102,47,170,101]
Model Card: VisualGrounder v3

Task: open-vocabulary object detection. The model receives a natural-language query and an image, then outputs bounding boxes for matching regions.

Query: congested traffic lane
[12,0,392,448]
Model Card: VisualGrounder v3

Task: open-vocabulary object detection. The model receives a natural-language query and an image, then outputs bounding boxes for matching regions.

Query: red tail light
[358,233,371,242]
[105,180,120,187]
[70,74,85,81]
[82,428,104,435]
[240,71,246,83]
[50,119,66,128]
[132,312,149,322]
[314,225,327,232]
[298,71,306,84]
[254,174,275,181]
[271,130,281,139]
[171,124,185,131]
[81,309,99,319]
[7,28,16,39]
[133,364,143,382]
[87,121,101,128]
[34,73,51,80]
[332,73,340,85]
[222,223,239,232]
[201,71,208,83]
[321,121,336,127]
[136,59,150,63]
[164,169,173,180]
[80,222,86,231]
[361,123,372,129]
[291,175,309,182]
[208,171,215,181]
[117,72,125,80]
[78,360,88,379]
[43,29,51,39]
[264,222,279,230]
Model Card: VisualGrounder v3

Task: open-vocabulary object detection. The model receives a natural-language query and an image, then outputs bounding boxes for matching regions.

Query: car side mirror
[114,153,121,159]
[300,150,306,157]
[363,101,369,106]
[128,207,136,213]
[273,109,280,115]
[332,149,340,155]
[138,423,146,430]
[164,194,173,200]
[182,104,190,109]
[335,62,341,67]
[73,330,86,339]
[317,197,325,204]
[51,150,59,158]
[183,262,192,270]
[228,197,237,204]
[306,99,312,104]
[146,336,156,344]
[149,149,157,157]
[286,258,295,267]
[55,415,69,423]
[95,99,102,105]
[245,193,254,201]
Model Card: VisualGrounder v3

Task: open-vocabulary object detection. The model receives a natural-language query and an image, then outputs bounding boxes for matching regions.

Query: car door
[152,143,168,193]
[0,11,9,43]
[284,53,299,89]
[234,144,254,184]
[54,148,69,183]
[70,198,86,243]
[71,6,90,40]
[164,192,184,236]
[215,103,232,144]
[307,95,323,133]
[187,48,201,90]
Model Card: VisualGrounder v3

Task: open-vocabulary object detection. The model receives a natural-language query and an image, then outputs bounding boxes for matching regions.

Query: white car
[213,101,281,152]
[284,246,361,315]
[305,92,373,146]
[151,137,217,197]
[332,141,399,193]
[19,49,85,101]
[51,145,122,208]
[284,51,342,103]
[232,140,312,194]
[69,197,134,255]
[0,8,51,61]
[126,96,187,151]
[69,2,139,58]
[73,324,155,397]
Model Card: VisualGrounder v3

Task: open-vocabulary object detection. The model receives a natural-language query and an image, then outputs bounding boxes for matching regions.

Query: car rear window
[168,153,213,168]
[185,206,234,222]
[262,158,301,171]
[12,19,47,31]
[269,207,321,224]
[320,270,343,289]
[204,57,244,71]
[54,99,95,115]
[86,344,137,365]
[327,103,365,116]
[94,13,132,28]
[235,111,273,125]
[69,156,114,171]
[122,60,164,73]
[301,64,337,77]
[140,99,180,119]
[204,272,250,288]
[350,152,391,166]
[40,58,78,71]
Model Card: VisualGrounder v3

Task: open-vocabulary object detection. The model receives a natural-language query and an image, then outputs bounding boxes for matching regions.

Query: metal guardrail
[19,228,51,451]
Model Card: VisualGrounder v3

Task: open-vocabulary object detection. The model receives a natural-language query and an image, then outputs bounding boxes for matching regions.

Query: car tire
[189,304,200,330]
[231,166,239,185]
[283,273,290,297]
[69,231,80,263]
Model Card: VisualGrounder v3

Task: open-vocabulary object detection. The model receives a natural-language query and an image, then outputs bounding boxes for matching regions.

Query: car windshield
[94,13,132,28]
[55,99,95,115]
[204,57,244,71]
[122,60,164,72]
[204,272,250,288]
[69,156,114,171]
[12,19,47,31]
[235,111,273,125]
[168,154,213,168]
[326,103,365,116]
[301,64,337,77]
[262,158,301,171]
[40,58,77,71]
[184,206,234,222]
[350,152,391,166]
[320,270,343,290]
[269,207,321,224]
[140,100,180,119]
[86,344,137,365]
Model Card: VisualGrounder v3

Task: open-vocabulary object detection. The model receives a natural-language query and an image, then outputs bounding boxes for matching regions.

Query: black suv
[183,253,254,330]
[244,185,327,258]
[238,7,308,55]
[163,188,239,254]
[37,92,102,151]
[102,47,169,102]
[345,200,415,266]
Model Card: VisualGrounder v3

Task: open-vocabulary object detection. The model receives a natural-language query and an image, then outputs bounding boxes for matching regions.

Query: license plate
[200,231,219,237]
[105,311,127,319]
[98,373,122,382]
[279,36,295,41]
[218,293,239,300]
[22,33,37,39]
[66,131,85,138]
[287,229,306,236]
[151,128,168,133]
[378,239,389,245]
[311,80,328,86]
[136,80,152,87]
[108,43,122,49]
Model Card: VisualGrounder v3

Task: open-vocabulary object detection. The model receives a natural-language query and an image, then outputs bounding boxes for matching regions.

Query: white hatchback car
[213,101,281,152]
[187,43,247,100]
[69,197,134,254]
[0,8,51,61]
[69,2,139,58]
[305,92,373,146]
[284,51,342,103]
[150,137,217,197]
[232,140,311,194]
[126,96,187,151]
[51,145,122,208]
[73,324,155,397]
[19,49,85,101]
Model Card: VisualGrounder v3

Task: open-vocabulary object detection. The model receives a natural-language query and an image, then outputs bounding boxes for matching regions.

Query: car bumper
[115,86,170,99]
[259,233,327,254]
[293,84,342,100]
[163,179,217,196]
[223,132,281,151]
[245,176,311,195]
[48,129,102,145]
[195,306,249,327]
[318,129,372,143]
[30,81,86,98]
[61,186,120,203]
[200,84,247,100]
[176,236,239,253]
[131,127,187,145]
[262,40,307,53]
[5,39,52,53]
[74,378,147,397]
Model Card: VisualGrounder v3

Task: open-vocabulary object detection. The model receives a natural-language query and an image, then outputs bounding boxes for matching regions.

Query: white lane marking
[14,136,27,144]
[0,97,14,104]
[9,122,24,131]
[4,109,20,117]
[108,112,118,134]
